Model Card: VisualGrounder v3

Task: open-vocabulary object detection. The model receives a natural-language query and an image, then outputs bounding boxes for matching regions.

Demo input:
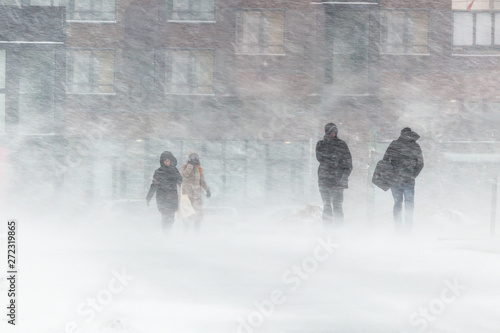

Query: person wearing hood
[383,127,424,231]
[316,123,352,227]
[180,151,211,232]
[146,151,183,234]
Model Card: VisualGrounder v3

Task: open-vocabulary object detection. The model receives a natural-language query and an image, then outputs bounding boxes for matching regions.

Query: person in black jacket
[383,127,424,231]
[146,151,183,234]
[316,123,352,227]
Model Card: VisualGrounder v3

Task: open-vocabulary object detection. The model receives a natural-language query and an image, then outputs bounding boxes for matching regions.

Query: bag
[372,160,397,191]
[178,191,195,219]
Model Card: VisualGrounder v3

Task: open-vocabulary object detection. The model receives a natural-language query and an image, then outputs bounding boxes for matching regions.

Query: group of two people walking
[146,151,211,234]
[317,123,424,232]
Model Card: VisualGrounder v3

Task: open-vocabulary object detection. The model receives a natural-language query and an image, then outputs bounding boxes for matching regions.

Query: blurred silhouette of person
[383,127,424,232]
[180,151,211,233]
[316,123,352,228]
[146,151,182,234]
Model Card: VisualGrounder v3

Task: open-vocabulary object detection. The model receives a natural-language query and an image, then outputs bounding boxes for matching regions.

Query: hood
[324,123,338,140]
[399,127,420,142]
[186,149,199,160]
[160,151,177,167]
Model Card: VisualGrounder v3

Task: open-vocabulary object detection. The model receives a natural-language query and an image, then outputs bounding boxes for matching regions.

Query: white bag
[178,191,195,219]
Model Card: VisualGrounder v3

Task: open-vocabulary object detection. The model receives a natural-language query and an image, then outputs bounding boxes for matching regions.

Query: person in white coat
[180,151,211,232]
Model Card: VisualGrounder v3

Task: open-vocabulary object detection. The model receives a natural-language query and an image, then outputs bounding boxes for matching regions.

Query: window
[0,50,5,133]
[236,10,285,55]
[67,49,115,94]
[0,0,22,5]
[29,0,66,5]
[381,10,429,54]
[453,0,500,10]
[68,0,116,21]
[453,0,500,51]
[167,0,215,22]
[453,11,500,46]
[24,0,116,21]
[329,10,370,94]
[165,49,214,95]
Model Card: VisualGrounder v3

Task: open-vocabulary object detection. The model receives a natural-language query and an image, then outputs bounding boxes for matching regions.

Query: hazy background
[1,0,500,332]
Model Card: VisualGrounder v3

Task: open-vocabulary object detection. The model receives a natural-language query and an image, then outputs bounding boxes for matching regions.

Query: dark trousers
[161,212,175,234]
[319,187,344,226]
[391,182,415,231]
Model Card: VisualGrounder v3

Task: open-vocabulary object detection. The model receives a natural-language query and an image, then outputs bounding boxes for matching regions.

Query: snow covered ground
[1,206,500,333]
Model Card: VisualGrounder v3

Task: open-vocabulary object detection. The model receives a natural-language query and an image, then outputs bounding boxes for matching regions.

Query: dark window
[21,0,117,21]
[380,10,429,54]
[330,10,370,94]
[167,0,216,22]
[236,9,285,55]
[66,49,115,94]
[165,49,214,95]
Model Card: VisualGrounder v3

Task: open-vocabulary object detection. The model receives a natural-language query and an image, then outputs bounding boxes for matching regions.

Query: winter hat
[189,153,200,163]
[400,127,420,142]
[324,123,338,136]
[186,150,199,160]
[401,127,412,134]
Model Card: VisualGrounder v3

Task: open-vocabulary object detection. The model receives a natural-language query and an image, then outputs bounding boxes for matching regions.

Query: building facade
[1,0,499,218]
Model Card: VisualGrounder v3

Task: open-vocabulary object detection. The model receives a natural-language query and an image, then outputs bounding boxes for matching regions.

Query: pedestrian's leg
[182,217,190,234]
[332,188,344,226]
[193,215,202,233]
[391,184,404,230]
[319,187,334,227]
[161,213,174,235]
[403,184,415,232]
[190,195,203,234]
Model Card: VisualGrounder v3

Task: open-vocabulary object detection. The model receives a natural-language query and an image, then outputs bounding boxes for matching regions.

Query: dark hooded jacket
[146,151,183,214]
[383,128,424,185]
[316,130,353,189]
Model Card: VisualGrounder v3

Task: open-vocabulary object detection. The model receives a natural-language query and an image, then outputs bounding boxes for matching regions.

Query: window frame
[66,48,116,95]
[452,10,500,51]
[235,8,286,56]
[166,0,217,23]
[164,48,215,96]
[13,0,119,23]
[380,9,430,55]
[29,0,63,5]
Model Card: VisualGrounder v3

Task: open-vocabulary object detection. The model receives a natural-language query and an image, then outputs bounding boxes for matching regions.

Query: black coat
[316,135,353,189]
[383,130,424,185]
[146,151,183,214]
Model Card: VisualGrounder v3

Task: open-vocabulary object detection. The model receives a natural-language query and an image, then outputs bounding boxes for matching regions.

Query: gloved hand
[206,190,211,198]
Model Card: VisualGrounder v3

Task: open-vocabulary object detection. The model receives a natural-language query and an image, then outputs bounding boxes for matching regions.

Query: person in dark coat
[146,151,183,234]
[383,127,424,231]
[316,123,352,227]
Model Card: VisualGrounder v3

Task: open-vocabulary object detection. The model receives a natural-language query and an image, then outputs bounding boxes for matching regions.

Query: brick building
[1,0,499,219]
